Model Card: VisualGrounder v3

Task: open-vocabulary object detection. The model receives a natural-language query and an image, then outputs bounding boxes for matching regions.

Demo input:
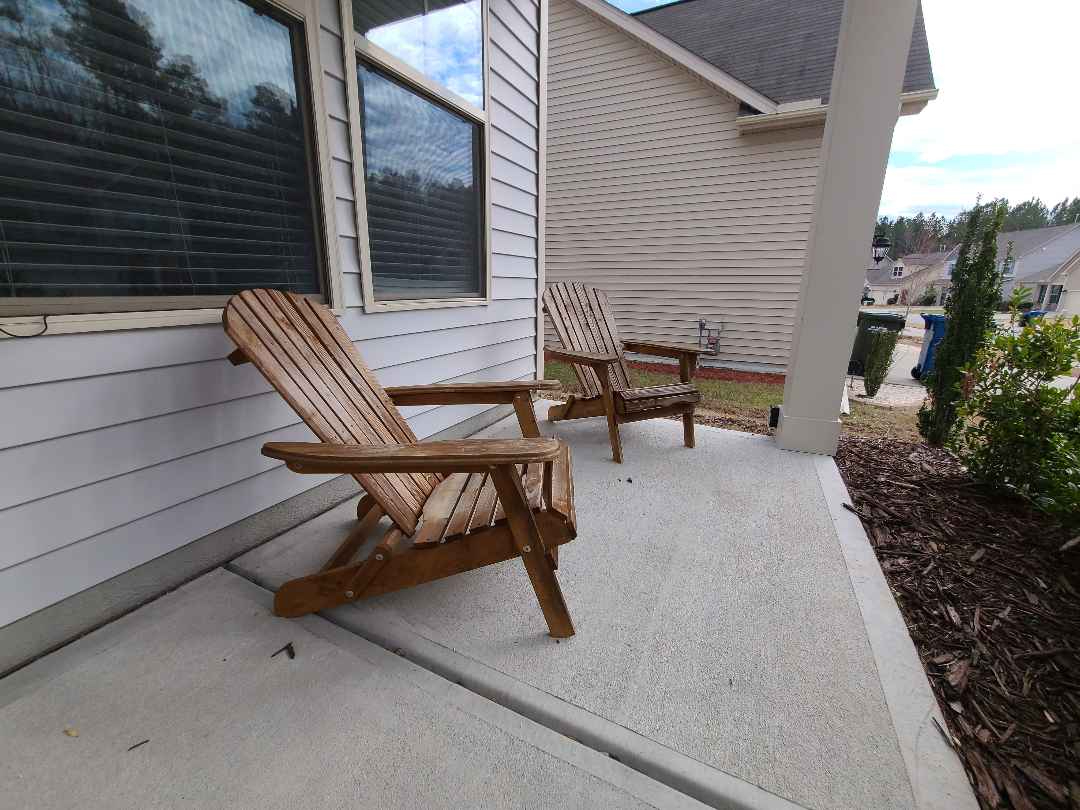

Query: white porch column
[775,0,919,455]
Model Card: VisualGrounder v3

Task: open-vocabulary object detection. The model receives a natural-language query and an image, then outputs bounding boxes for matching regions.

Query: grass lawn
[542,359,921,441]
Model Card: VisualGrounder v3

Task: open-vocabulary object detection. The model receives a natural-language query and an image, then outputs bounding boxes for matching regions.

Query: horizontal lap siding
[545,0,820,369]
[0,0,542,628]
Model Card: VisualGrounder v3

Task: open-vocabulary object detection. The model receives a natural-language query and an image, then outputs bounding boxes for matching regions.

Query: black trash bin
[848,311,906,375]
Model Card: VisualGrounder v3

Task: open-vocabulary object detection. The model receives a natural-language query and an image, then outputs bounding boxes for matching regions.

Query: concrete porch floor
[0,404,975,809]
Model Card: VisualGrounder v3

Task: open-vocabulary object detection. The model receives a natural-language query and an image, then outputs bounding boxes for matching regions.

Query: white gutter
[736,89,939,133]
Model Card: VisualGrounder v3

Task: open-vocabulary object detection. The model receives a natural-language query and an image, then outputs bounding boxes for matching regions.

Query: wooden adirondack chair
[543,282,703,463]
[223,289,576,638]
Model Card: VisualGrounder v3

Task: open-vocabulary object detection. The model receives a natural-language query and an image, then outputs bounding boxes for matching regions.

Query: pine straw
[836,436,1080,810]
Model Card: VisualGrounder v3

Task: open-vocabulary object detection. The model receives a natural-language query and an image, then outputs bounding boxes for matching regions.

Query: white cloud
[893,0,1080,162]
[881,149,1080,218]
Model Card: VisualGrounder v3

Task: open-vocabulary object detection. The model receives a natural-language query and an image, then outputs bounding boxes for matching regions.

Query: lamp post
[872,233,891,264]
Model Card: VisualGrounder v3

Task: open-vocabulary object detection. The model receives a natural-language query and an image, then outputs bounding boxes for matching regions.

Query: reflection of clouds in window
[124,0,297,126]
[355,1,483,108]
[1,0,299,130]
[360,66,473,184]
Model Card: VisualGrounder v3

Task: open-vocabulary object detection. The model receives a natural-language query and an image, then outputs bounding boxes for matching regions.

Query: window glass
[1049,285,1063,305]
[352,0,483,108]
[357,60,483,301]
[1037,285,1047,303]
[0,0,321,305]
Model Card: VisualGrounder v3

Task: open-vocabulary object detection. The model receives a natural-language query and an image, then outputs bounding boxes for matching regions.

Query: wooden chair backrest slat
[224,290,437,533]
[543,282,632,394]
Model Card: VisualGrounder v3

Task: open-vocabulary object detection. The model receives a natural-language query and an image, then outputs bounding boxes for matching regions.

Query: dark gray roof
[633,0,935,106]
[1008,225,1080,283]
[865,258,900,285]
[900,250,951,266]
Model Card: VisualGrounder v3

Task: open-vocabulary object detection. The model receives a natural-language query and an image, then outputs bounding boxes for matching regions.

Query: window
[1049,285,1063,306]
[945,261,956,278]
[351,1,488,305]
[1002,257,1016,277]
[892,265,904,278]
[1037,284,1048,304]
[0,0,325,316]
[352,0,483,108]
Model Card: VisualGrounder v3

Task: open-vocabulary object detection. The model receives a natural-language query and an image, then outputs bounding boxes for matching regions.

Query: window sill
[0,308,224,340]
[362,297,490,314]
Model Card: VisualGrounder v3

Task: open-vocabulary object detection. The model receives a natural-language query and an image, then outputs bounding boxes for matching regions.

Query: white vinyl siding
[0,0,541,629]
[545,0,821,369]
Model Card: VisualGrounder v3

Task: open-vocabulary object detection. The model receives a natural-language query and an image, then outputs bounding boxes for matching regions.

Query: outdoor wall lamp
[872,233,892,264]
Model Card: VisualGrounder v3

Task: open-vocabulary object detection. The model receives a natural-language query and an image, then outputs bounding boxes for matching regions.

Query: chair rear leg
[601,386,623,463]
[683,408,696,448]
[491,467,575,638]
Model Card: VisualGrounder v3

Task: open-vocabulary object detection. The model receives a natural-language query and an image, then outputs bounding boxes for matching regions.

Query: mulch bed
[836,436,1080,809]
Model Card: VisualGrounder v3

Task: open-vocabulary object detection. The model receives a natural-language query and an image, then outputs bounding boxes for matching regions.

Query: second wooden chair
[543,282,703,463]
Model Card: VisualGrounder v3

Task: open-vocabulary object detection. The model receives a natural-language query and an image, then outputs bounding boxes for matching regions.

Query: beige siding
[545,0,822,369]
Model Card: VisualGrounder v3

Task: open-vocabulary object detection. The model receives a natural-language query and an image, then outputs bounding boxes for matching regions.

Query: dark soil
[836,436,1080,810]
[626,359,786,385]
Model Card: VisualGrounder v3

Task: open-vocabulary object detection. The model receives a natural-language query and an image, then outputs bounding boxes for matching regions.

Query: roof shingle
[633,0,935,106]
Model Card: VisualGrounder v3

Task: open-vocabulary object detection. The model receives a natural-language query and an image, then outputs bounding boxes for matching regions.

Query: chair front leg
[512,391,542,437]
[679,354,697,449]
[678,353,697,383]
[599,377,623,463]
[490,466,575,638]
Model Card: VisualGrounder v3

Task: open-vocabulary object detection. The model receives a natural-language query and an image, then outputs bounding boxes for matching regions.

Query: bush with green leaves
[862,327,898,397]
[951,316,1080,526]
[917,286,938,306]
[919,201,1009,445]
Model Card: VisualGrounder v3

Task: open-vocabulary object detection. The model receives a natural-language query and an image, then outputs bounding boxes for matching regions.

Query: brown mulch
[835,436,1080,810]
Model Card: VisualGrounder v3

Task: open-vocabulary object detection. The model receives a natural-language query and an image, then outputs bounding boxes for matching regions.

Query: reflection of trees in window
[365,167,481,294]
[0,0,319,300]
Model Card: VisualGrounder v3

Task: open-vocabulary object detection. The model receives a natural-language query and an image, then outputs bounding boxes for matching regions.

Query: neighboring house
[864,250,950,305]
[1057,261,1080,318]
[0,0,545,631]
[935,224,1080,309]
[545,0,936,370]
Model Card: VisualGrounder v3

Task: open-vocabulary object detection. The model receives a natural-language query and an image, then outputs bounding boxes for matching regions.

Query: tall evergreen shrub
[919,201,1008,446]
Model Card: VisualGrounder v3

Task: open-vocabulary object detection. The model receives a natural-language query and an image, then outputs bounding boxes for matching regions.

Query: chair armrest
[386,380,560,406]
[547,348,620,370]
[263,438,563,474]
[621,340,704,359]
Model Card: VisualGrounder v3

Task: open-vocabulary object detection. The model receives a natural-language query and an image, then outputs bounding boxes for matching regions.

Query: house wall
[0,0,543,630]
[544,0,823,370]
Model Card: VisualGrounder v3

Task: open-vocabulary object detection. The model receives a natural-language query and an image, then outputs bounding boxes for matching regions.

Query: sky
[609,0,1080,220]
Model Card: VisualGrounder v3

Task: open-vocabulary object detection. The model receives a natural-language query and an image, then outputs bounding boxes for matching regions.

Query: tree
[1003,197,1050,231]
[1050,197,1080,226]
[919,200,1009,446]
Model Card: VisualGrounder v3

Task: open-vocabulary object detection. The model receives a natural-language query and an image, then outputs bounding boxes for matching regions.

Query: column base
[774,407,841,455]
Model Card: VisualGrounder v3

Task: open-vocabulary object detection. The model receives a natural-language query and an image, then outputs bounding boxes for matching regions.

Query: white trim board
[566,0,778,114]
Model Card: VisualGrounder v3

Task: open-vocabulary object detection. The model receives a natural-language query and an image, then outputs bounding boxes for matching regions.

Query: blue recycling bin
[912,314,947,380]
[1021,309,1047,326]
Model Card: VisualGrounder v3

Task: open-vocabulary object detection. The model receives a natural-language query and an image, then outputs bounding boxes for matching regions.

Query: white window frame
[892,265,904,278]
[341,0,493,313]
[0,0,345,336]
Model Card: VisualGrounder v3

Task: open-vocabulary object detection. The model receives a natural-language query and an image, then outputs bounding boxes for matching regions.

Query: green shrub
[917,286,938,306]
[920,201,1008,445]
[863,327,898,397]
[951,316,1080,526]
